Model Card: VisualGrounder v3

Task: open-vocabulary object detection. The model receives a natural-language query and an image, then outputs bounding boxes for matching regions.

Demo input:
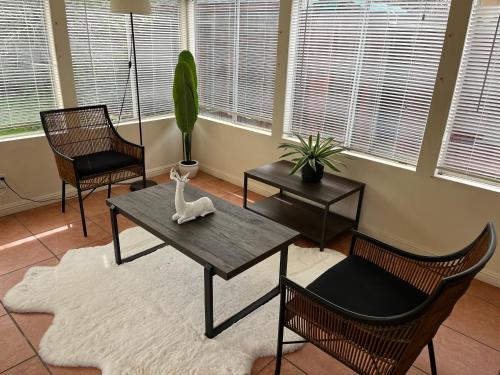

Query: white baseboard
[0,163,176,217]
[200,163,500,288]
[475,269,500,287]
[199,164,278,196]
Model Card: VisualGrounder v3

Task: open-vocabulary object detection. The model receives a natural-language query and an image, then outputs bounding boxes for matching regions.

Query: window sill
[0,114,176,144]
[198,114,272,136]
[117,113,175,127]
[280,134,416,172]
[0,130,45,143]
[434,173,500,194]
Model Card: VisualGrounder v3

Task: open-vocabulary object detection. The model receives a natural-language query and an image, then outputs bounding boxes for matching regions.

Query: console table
[244,161,365,251]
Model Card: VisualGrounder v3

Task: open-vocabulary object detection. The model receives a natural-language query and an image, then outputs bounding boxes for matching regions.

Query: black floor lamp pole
[128,12,156,191]
[130,12,143,146]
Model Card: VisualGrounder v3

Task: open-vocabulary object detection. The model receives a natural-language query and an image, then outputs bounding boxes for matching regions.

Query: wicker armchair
[275,223,496,375]
[40,105,145,236]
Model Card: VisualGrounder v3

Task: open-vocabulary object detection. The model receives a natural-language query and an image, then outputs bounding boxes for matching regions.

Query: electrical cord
[117,42,134,126]
[1,178,95,204]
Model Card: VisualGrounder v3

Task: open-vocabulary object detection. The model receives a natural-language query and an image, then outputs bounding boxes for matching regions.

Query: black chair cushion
[74,150,139,177]
[307,255,428,317]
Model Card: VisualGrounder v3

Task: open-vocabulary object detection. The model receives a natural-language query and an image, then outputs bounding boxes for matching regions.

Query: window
[285,0,451,165]
[193,0,280,130]
[0,0,59,138]
[65,0,181,123]
[437,2,500,187]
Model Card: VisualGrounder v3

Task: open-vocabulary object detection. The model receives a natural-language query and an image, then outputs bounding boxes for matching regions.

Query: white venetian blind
[437,2,500,187]
[194,0,280,129]
[0,0,59,137]
[65,0,181,122]
[285,0,451,165]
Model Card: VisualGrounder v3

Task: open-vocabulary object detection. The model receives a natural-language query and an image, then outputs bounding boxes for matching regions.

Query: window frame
[189,0,280,132]
[283,0,452,168]
[0,0,62,140]
[435,1,500,190]
[64,0,182,124]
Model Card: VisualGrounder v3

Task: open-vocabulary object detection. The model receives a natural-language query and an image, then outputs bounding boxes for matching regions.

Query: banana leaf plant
[278,132,347,175]
[173,50,198,162]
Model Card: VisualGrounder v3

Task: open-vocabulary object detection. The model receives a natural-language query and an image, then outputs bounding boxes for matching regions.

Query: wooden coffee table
[106,183,299,338]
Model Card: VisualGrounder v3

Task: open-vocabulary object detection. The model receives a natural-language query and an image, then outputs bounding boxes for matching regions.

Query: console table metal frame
[107,184,298,339]
[243,161,365,251]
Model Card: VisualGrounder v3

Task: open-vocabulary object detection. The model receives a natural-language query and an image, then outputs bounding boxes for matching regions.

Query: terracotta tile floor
[0,171,499,375]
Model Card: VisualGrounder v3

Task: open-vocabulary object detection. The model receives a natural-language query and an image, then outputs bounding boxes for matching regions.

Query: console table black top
[245,160,365,205]
[106,183,299,280]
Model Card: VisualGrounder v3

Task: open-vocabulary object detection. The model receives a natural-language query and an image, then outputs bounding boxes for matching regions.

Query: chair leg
[61,180,66,213]
[428,340,437,375]
[108,183,111,198]
[275,285,286,375]
[275,325,284,375]
[77,186,87,237]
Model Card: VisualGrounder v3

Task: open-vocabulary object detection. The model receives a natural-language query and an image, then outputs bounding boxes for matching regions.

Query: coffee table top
[245,160,365,205]
[107,183,299,280]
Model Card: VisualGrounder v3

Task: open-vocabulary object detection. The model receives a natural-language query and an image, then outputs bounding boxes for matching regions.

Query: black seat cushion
[74,150,139,177]
[307,255,428,317]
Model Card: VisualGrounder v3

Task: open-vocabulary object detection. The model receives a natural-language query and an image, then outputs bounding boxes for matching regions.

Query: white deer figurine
[170,168,216,224]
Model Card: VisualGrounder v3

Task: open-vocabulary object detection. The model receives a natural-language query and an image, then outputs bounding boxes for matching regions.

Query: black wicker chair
[40,105,145,236]
[275,223,496,375]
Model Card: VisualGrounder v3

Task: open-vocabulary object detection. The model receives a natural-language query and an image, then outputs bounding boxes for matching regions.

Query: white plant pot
[178,160,199,178]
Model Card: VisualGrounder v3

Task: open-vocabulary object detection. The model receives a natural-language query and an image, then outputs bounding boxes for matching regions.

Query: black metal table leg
[77,185,87,237]
[203,245,289,338]
[279,246,288,277]
[61,180,66,213]
[204,266,215,338]
[110,205,122,265]
[110,205,166,265]
[320,204,330,251]
[354,186,365,230]
[243,173,248,209]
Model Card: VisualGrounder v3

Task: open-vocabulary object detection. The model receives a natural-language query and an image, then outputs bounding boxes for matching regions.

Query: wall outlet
[0,173,5,181]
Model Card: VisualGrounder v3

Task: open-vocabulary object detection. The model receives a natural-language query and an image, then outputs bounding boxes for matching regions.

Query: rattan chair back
[41,105,114,158]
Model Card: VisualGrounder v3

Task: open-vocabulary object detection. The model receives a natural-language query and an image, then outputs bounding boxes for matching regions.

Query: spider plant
[278,132,347,175]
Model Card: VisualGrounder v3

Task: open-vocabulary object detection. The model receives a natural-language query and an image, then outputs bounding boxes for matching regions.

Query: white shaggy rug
[4,227,345,374]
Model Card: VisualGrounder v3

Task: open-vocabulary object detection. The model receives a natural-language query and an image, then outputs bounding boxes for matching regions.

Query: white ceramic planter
[178,160,199,178]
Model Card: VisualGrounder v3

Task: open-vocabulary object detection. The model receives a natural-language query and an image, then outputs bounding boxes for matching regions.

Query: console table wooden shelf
[244,161,365,251]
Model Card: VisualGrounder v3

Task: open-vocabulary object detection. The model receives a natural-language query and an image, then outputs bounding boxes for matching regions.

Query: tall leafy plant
[173,50,199,162]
